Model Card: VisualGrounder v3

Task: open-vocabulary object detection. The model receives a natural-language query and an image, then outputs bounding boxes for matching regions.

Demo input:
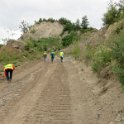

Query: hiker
[50,50,55,63]
[4,64,15,81]
[43,51,47,62]
[59,50,64,63]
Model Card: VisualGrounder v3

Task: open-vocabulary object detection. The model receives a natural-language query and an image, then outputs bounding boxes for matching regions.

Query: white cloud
[0,27,22,44]
[0,0,120,43]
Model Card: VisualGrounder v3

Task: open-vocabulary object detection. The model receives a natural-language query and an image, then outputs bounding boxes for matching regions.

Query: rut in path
[1,58,124,124]
[22,64,72,124]
[1,62,73,124]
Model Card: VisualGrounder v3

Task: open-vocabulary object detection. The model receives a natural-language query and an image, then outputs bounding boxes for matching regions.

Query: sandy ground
[0,57,124,124]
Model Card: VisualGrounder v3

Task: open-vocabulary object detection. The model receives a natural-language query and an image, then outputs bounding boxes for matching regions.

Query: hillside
[20,21,64,41]
[0,21,65,67]
[0,19,124,124]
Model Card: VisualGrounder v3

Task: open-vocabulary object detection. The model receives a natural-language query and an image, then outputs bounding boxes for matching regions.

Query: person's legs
[9,69,13,81]
[51,56,54,63]
[44,55,47,62]
[61,56,63,62]
[53,56,55,62]
[51,57,53,63]
[5,70,9,81]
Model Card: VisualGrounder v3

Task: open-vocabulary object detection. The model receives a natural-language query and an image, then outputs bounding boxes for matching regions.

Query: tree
[118,0,124,8]
[81,16,89,29]
[39,18,43,23]
[47,18,55,23]
[118,0,124,19]
[59,18,71,25]
[59,17,76,32]
[43,18,47,22]
[62,32,78,47]
[75,19,81,30]
[19,20,29,33]
[103,1,119,25]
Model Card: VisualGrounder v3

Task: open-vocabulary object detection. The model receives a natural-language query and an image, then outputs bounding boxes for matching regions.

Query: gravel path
[0,58,124,124]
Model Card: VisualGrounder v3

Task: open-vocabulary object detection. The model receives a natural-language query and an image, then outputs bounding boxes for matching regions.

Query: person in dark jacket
[50,51,55,63]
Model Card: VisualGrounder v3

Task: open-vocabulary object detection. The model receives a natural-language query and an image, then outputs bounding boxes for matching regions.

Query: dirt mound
[88,19,124,47]
[6,39,24,50]
[21,22,64,41]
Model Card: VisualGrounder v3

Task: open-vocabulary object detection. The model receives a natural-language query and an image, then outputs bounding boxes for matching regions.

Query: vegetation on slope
[103,0,124,26]
[67,0,124,86]
[70,22,124,86]
[0,15,95,65]
[2,1,124,86]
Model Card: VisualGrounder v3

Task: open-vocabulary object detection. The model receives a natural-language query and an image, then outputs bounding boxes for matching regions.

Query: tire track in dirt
[0,62,50,123]
[1,58,124,124]
[2,63,73,124]
[64,61,99,124]
[20,63,72,124]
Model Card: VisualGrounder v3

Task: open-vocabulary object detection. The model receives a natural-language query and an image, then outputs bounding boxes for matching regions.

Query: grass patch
[25,37,62,52]
[91,46,112,73]
[71,44,82,60]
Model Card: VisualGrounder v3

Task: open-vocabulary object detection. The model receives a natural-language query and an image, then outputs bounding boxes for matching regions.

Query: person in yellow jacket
[43,51,47,62]
[59,50,64,63]
[4,64,15,81]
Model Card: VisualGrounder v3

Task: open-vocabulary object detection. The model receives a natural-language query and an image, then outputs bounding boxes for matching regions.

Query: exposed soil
[0,57,124,124]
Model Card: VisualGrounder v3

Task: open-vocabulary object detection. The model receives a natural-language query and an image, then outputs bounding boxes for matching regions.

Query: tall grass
[110,31,124,85]
[62,32,79,47]
[0,46,42,69]
[25,37,62,51]
[91,46,112,73]
[88,30,124,85]
[71,44,82,60]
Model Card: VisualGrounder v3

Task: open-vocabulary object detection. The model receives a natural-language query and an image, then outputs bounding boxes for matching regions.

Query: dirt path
[0,58,124,124]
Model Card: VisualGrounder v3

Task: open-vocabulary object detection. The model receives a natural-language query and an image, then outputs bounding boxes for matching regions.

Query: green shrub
[103,3,118,25]
[83,45,94,62]
[112,65,124,84]
[0,49,25,65]
[25,37,61,52]
[59,18,79,33]
[111,31,124,84]
[59,18,71,25]
[91,46,112,73]
[103,1,124,26]
[47,18,55,23]
[0,44,3,48]
[71,44,81,60]
[111,33,124,65]
[30,28,36,34]
[62,32,79,47]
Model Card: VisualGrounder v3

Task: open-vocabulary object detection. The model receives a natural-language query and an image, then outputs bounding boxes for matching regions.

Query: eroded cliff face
[20,21,64,41]
[88,19,124,47]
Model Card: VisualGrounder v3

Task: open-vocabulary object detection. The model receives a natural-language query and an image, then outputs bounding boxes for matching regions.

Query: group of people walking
[2,50,64,82]
[43,50,64,63]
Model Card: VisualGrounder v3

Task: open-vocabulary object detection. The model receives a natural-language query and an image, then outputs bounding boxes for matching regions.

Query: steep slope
[21,21,64,41]
[0,19,124,124]
[88,19,124,46]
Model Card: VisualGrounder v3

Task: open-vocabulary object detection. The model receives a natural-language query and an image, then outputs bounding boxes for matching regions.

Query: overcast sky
[0,0,119,43]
